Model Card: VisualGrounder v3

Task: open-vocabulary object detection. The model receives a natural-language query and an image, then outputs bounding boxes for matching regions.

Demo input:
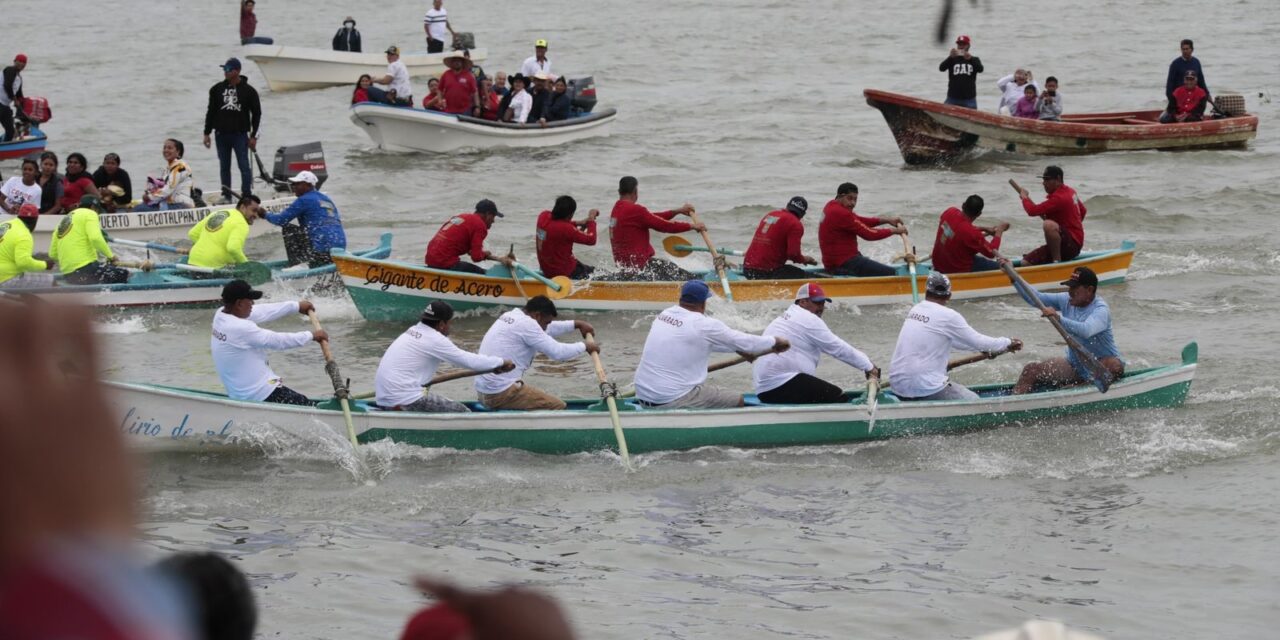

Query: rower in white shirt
[210,279,326,405]
[633,280,789,409]
[753,283,879,404]
[888,272,1022,401]
[474,295,597,410]
[374,301,515,412]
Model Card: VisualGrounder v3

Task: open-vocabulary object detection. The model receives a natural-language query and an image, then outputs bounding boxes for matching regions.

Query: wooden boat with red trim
[864,89,1259,165]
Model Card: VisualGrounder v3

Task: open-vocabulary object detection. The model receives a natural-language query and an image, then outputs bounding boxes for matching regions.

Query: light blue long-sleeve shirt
[1019,288,1122,374]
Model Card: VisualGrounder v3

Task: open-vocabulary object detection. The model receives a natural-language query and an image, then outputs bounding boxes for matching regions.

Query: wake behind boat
[243,44,489,92]
[864,89,1259,165]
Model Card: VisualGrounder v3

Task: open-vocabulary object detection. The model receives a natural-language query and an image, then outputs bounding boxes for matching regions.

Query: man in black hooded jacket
[203,58,262,201]
[332,17,362,52]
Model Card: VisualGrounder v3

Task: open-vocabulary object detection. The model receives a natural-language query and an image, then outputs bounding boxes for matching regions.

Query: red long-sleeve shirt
[1021,185,1086,246]
[609,199,692,269]
[425,213,488,268]
[930,207,1002,274]
[743,209,805,271]
[818,199,894,271]
[536,210,596,277]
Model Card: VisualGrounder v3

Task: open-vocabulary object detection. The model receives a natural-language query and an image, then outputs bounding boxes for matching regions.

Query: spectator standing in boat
[995,68,1033,115]
[609,175,701,281]
[940,35,983,108]
[520,39,553,79]
[0,53,26,142]
[1036,77,1063,120]
[1165,38,1208,104]
[35,151,64,217]
[0,207,55,288]
[742,196,818,280]
[424,0,456,54]
[91,153,132,204]
[889,272,1021,401]
[1160,71,1209,123]
[818,182,905,277]
[474,295,597,411]
[49,197,128,285]
[536,195,598,279]
[1012,85,1039,119]
[930,195,1007,274]
[188,194,262,270]
[136,139,195,212]
[538,77,573,125]
[59,153,98,212]
[374,300,514,413]
[438,51,478,115]
[239,0,273,45]
[264,171,346,267]
[753,283,879,404]
[332,16,362,52]
[211,280,324,406]
[204,57,262,202]
[373,46,414,106]
[424,199,511,274]
[0,158,41,215]
[504,74,532,123]
[1012,165,1086,265]
[1009,265,1124,394]
[633,280,788,409]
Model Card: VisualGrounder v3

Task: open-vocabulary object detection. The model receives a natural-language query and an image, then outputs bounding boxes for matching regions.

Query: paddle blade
[545,276,573,299]
[663,235,694,258]
[227,261,273,286]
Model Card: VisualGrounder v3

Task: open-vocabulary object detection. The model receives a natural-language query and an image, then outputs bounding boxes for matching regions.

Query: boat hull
[332,243,1135,319]
[243,44,488,92]
[864,89,1259,165]
[109,343,1197,454]
[23,233,392,308]
[349,103,617,153]
[0,126,47,160]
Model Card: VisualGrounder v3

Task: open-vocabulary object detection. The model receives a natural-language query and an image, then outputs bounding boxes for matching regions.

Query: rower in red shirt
[1012,165,1087,265]
[536,195,598,279]
[608,176,704,280]
[818,182,906,277]
[742,196,817,280]
[930,194,1009,273]
[437,51,478,115]
[424,199,510,274]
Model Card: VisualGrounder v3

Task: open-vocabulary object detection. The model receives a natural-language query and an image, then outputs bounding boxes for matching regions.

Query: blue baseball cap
[222,57,242,72]
[679,280,713,304]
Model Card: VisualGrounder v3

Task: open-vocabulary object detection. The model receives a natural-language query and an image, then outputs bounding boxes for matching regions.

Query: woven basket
[1215,93,1246,116]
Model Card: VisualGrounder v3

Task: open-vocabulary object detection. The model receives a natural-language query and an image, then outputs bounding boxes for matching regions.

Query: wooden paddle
[899,231,920,304]
[512,262,572,300]
[884,348,1013,390]
[108,237,190,255]
[866,375,881,433]
[307,309,360,446]
[586,333,633,472]
[619,343,789,400]
[689,208,733,301]
[504,244,528,301]
[174,261,273,286]
[996,257,1112,392]
[352,367,493,401]
[662,235,745,258]
[113,259,155,272]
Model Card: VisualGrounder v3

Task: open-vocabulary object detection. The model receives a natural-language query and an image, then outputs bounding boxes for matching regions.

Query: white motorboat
[349,103,618,153]
[242,44,488,92]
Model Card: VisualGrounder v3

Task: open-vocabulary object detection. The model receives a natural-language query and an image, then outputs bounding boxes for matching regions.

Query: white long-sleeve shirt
[509,89,532,124]
[375,322,505,407]
[888,300,1011,399]
[996,74,1036,114]
[633,305,777,405]
[211,302,313,401]
[474,309,585,394]
[752,303,874,394]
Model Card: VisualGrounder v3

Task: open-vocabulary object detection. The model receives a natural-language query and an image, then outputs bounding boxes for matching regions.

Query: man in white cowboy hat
[520,39,553,79]
[889,272,1021,401]
[437,50,478,115]
[372,45,413,106]
[262,171,347,267]
[423,0,456,54]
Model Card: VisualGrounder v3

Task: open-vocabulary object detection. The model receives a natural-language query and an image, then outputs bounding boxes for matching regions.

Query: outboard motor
[268,142,327,193]
[566,76,597,114]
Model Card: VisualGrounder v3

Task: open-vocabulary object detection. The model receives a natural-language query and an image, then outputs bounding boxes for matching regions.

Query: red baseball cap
[796,282,832,303]
[14,53,27,63]
[399,604,471,640]
[17,203,39,218]
[956,35,971,46]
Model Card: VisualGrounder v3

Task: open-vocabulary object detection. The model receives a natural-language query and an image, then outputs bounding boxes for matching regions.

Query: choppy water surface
[13,0,1280,636]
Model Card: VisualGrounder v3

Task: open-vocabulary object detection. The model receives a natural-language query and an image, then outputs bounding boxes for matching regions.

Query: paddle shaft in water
[690,209,733,301]
[506,244,528,301]
[586,334,634,472]
[307,310,359,446]
[113,260,154,271]
[901,232,920,304]
[866,376,881,433]
[996,257,1112,392]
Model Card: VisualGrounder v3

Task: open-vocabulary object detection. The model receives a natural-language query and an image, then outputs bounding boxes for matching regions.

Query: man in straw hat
[438,50,478,115]
[889,272,1021,401]
[375,300,514,412]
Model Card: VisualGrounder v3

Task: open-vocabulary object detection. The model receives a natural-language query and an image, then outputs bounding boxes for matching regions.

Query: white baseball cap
[288,171,319,186]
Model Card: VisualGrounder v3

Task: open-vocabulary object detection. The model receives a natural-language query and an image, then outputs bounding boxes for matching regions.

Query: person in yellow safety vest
[0,204,56,289]
[50,196,129,285]
[187,194,262,269]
